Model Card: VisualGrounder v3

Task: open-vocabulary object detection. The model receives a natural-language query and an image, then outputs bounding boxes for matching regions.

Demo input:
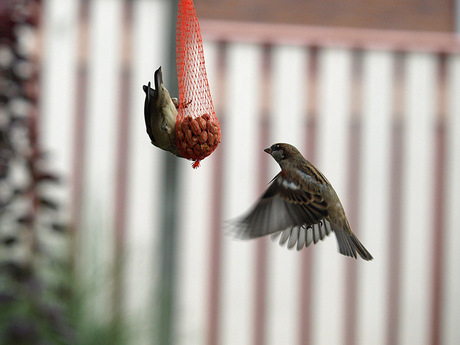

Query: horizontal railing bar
[201,20,460,53]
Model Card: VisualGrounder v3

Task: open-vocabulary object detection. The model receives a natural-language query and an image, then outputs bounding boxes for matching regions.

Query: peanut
[176,129,184,142]
[185,129,192,142]
[191,118,201,135]
[200,131,208,144]
[207,133,214,147]
[197,116,207,131]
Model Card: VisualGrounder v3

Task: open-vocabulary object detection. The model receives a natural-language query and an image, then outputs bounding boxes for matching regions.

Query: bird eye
[272,144,279,151]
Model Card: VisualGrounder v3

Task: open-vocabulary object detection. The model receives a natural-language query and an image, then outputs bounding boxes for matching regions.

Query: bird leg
[161,121,172,135]
[172,98,179,109]
[172,98,192,110]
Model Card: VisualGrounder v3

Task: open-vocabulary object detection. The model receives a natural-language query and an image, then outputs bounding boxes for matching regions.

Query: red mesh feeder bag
[175,0,221,168]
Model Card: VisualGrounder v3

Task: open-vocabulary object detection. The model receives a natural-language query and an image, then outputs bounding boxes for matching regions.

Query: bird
[143,66,183,157]
[230,143,373,261]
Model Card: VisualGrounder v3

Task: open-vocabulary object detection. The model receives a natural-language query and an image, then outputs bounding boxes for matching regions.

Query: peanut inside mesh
[175,114,221,160]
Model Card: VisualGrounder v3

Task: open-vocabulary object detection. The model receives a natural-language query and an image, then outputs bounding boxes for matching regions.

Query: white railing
[39,1,460,345]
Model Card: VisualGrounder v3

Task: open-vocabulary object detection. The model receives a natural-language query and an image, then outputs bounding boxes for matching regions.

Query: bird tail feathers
[334,228,373,261]
[154,66,163,90]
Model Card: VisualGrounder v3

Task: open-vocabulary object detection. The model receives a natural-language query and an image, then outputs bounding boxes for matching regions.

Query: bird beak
[264,147,272,154]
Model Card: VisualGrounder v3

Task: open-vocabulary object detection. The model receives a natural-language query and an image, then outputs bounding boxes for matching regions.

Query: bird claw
[173,98,192,110]
[172,98,179,109]
[161,122,172,134]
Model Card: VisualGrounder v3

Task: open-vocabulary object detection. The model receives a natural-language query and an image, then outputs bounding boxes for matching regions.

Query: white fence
[39,0,460,344]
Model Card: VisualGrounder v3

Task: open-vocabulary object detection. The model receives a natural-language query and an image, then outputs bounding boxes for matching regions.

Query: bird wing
[271,221,333,251]
[231,168,330,239]
[143,82,155,143]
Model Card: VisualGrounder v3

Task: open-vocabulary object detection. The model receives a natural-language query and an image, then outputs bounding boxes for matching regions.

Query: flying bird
[231,143,373,261]
[143,66,182,157]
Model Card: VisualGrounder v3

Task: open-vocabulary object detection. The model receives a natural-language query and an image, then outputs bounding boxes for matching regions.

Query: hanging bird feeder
[175,0,221,168]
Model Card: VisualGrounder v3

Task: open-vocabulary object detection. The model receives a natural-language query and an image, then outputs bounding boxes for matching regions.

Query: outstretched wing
[230,168,330,239]
[271,221,333,251]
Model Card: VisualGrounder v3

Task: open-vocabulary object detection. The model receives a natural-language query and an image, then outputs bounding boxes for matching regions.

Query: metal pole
[155,0,179,344]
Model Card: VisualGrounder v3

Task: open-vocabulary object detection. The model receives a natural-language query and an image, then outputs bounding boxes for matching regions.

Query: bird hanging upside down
[143,66,182,157]
[230,143,373,261]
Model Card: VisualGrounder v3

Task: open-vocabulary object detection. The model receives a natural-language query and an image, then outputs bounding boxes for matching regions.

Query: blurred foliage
[0,2,128,344]
[0,1,74,344]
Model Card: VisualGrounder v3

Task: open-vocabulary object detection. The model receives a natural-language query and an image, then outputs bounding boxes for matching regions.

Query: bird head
[264,143,301,165]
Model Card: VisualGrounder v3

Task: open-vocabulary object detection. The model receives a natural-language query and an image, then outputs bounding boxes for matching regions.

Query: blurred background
[1,0,460,344]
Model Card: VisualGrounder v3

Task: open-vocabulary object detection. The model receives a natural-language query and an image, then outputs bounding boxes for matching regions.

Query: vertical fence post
[456,0,460,34]
[155,0,180,344]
